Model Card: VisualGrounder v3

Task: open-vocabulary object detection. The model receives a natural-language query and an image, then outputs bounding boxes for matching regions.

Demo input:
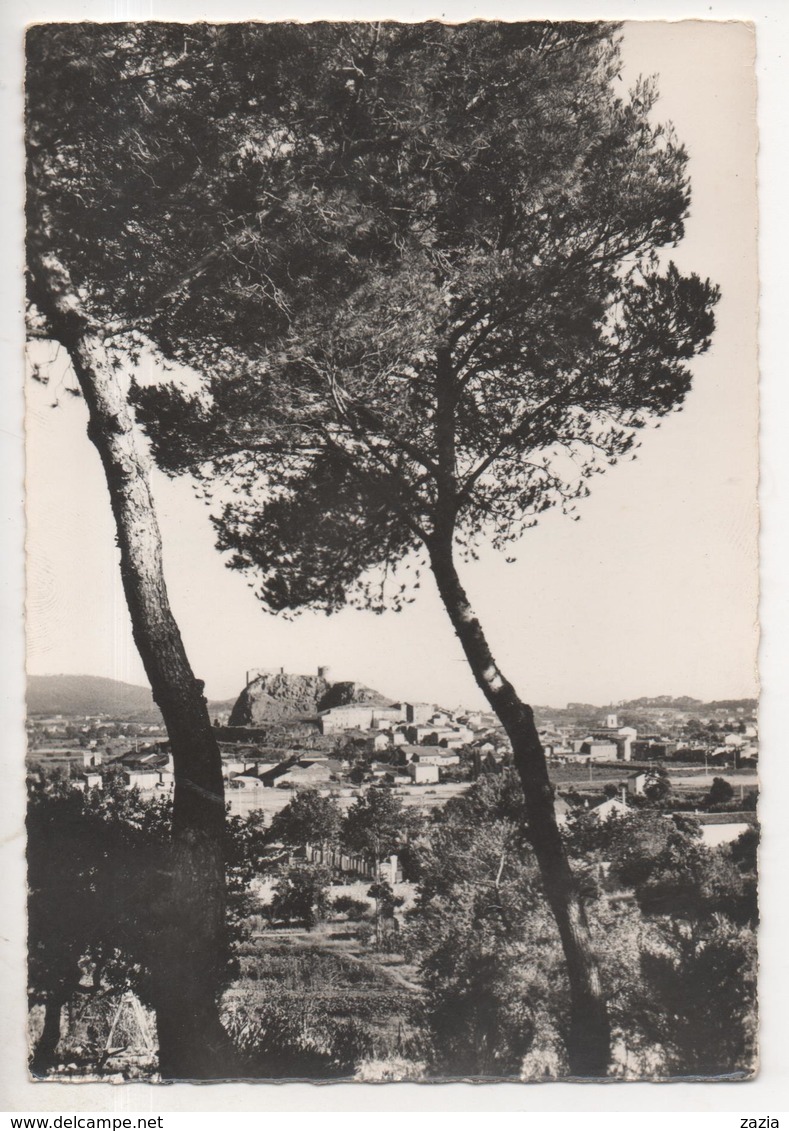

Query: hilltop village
[27,669,759,847]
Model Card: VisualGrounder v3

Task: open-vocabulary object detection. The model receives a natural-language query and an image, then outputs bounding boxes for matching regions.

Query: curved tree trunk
[428,534,611,1077]
[27,255,235,1079]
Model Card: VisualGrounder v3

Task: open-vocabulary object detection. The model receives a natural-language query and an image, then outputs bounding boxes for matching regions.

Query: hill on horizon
[28,674,756,726]
[27,674,235,722]
[618,695,757,713]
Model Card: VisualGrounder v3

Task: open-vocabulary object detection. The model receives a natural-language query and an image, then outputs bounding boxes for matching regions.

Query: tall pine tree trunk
[28,255,234,1079]
[428,533,611,1077]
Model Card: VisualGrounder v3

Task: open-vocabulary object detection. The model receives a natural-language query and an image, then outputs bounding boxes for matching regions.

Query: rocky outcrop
[228,672,330,726]
[316,681,394,711]
[227,672,394,727]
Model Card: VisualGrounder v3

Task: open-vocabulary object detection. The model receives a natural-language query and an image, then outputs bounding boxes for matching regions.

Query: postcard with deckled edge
[13,11,760,1097]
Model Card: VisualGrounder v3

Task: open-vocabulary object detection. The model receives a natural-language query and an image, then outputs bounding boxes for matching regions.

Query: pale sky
[24,21,759,708]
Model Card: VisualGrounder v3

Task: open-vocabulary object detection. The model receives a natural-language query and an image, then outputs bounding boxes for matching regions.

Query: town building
[404,702,436,725]
[579,739,618,762]
[408,762,440,784]
[319,705,377,733]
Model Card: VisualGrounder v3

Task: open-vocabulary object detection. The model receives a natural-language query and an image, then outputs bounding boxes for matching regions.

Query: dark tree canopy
[111,21,722,615]
[706,775,736,807]
[266,787,342,848]
[404,777,757,1079]
[608,813,757,927]
[341,785,416,863]
[268,864,332,929]
[26,777,269,1073]
[28,21,718,613]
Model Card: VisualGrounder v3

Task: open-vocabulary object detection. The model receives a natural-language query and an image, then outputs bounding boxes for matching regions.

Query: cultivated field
[222,880,425,1079]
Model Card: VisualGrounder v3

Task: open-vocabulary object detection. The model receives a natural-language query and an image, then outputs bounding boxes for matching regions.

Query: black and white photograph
[20,16,759,1087]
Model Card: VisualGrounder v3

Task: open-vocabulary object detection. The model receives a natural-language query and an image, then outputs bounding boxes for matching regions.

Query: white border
[2,1,787,1113]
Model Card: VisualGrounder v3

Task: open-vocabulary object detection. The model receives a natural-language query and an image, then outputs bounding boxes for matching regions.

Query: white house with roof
[588,796,630,822]
[626,769,663,796]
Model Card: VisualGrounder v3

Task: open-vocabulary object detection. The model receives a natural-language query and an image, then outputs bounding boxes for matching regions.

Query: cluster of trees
[26,777,269,1076]
[28,765,757,1080]
[267,865,333,930]
[27,21,720,1077]
[263,786,420,931]
[267,785,421,866]
[403,772,757,1078]
[265,866,404,942]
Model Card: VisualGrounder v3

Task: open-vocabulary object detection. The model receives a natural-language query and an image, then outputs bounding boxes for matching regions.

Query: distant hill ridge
[618,696,757,712]
[27,674,234,722]
[28,675,158,718]
[27,674,756,724]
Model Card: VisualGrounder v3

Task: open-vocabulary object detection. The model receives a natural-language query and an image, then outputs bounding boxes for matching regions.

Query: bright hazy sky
[25,21,759,708]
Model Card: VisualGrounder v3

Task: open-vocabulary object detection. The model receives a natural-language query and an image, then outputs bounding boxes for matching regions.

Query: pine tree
[33,22,719,1076]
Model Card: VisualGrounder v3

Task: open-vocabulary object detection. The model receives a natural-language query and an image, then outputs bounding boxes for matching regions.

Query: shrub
[332,895,370,921]
[267,864,331,928]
